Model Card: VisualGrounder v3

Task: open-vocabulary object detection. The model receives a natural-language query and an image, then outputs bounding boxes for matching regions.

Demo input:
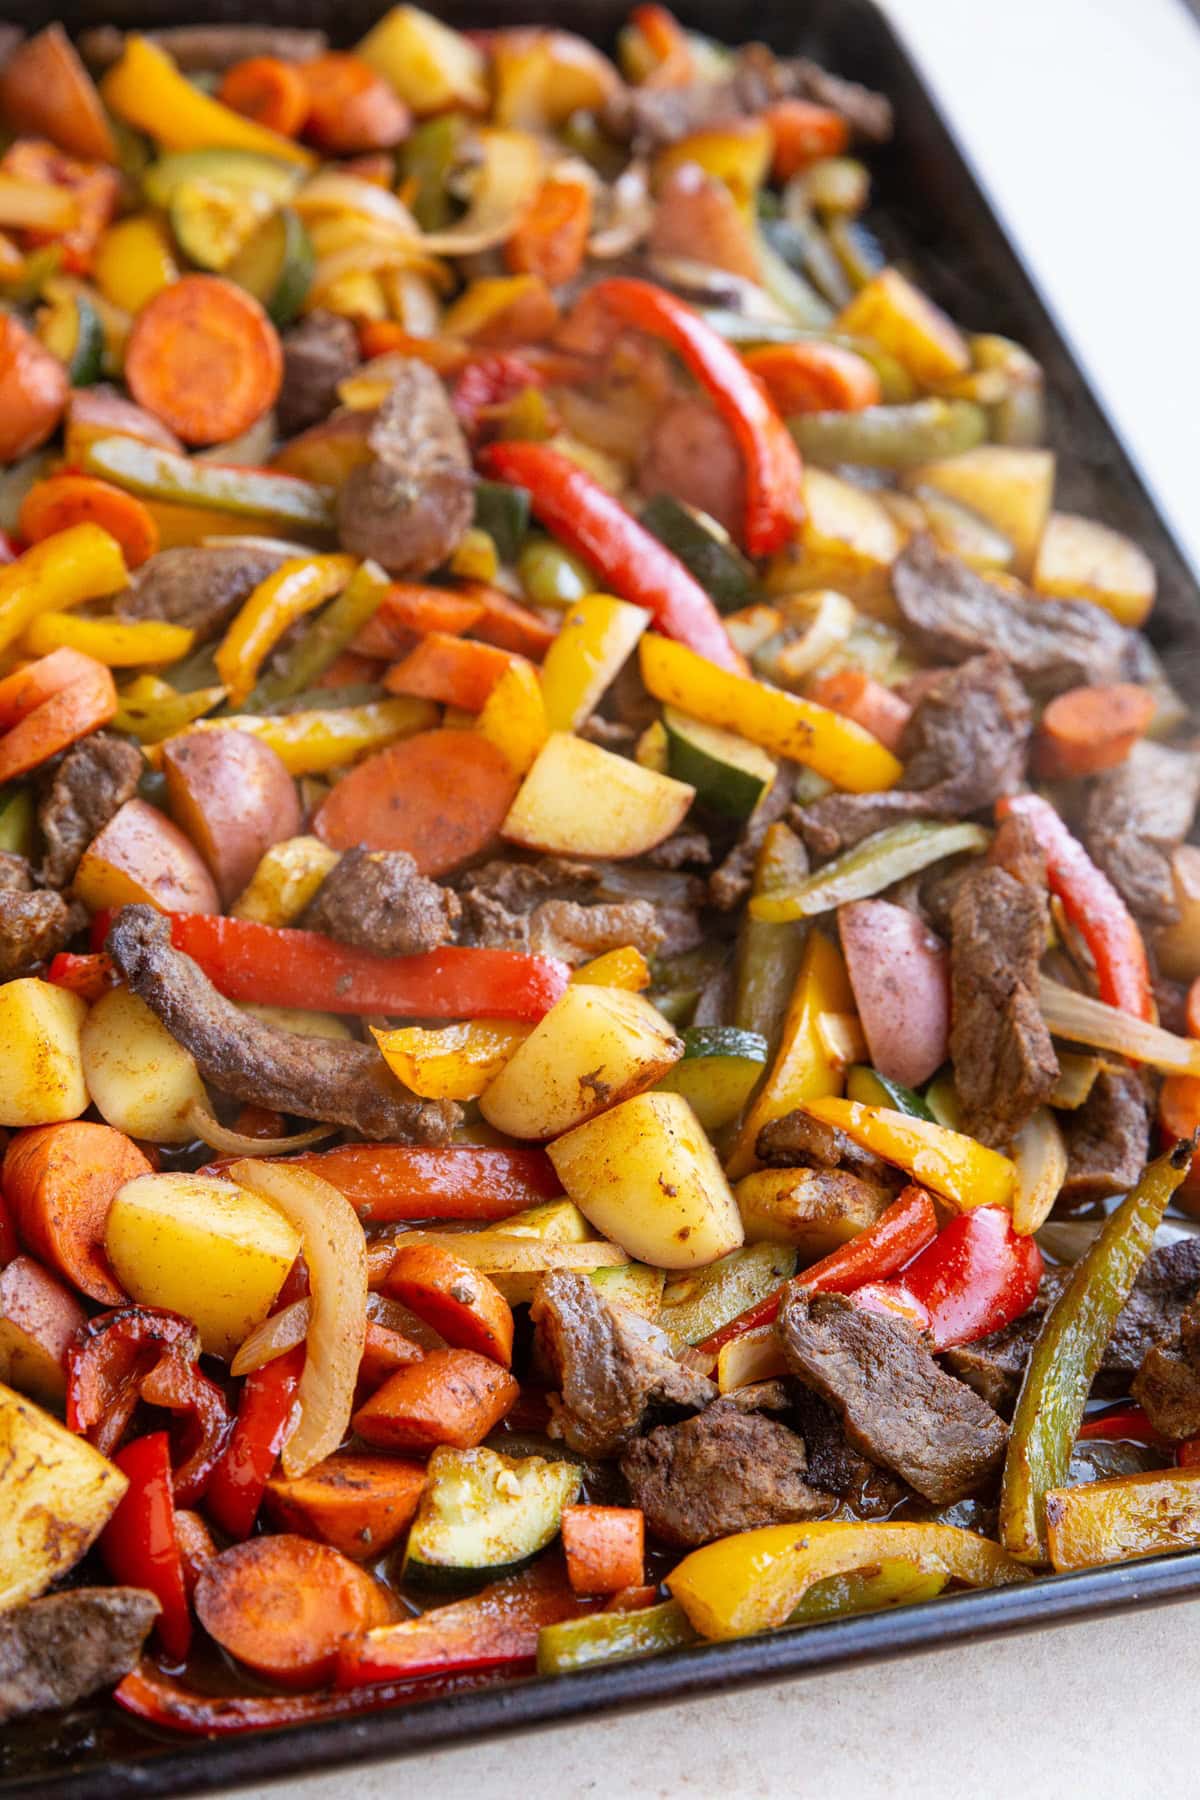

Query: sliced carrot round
[3,1121,149,1305]
[217,56,311,137]
[124,275,283,448]
[19,474,159,568]
[1034,682,1156,780]
[743,342,882,416]
[314,729,519,876]
[0,314,69,463]
[384,1242,514,1365]
[301,53,411,155]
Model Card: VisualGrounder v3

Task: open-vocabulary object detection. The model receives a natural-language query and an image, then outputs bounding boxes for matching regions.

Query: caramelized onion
[1040,977,1200,1076]
[184,1100,334,1157]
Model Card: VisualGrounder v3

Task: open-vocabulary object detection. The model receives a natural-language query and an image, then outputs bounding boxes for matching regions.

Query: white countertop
[232,4,1200,1794]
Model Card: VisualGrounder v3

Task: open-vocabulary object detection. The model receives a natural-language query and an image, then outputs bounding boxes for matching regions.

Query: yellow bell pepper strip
[247,562,389,709]
[82,436,335,534]
[156,697,437,777]
[113,676,227,745]
[92,215,178,314]
[216,555,356,705]
[477,658,549,777]
[0,524,129,656]
[1044,1467,1200,1573]
[539,592,652,733]
[231,837,341,927]
[371,1020,533,1101]
[639,632,901,793]
[998,1141,1193,1563]
[801,1097,1017,1212]
[24,612,194,667]
[668,1520,1027,1641]
[571,946,652,991]
[101,36,315,168]
[750,820,990,922]
[726,929,851,1180]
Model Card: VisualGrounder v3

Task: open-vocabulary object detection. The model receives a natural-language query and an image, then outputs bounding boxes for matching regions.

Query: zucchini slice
[226,208,314,328]
[639,494,760,613]
[35,289,103,385]
[169,177,275,272]
[845,1063,935,1122]
[657,1024,768,1131]
[473,480,531,564]
[662,707,776,820]
[404,1445,582,1589]
[142,148,303,211]
[660,1242,797,1345]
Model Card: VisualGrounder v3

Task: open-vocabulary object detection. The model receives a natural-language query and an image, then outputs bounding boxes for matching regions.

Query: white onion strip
[185,1099,334,1157]
[1040,976,1200,1076]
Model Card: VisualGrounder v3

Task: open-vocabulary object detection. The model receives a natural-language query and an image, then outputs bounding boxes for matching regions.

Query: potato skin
[0,1255,88,1407]
[163,728,301,907]
[0,1380,128,1610]
[73,797,220,915]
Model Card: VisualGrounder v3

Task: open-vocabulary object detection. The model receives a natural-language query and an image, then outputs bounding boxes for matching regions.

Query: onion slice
[229,1158,367,1478]
[589,160,653,259]
[294,172,422,231]
[232,1292,419,1376]
[1010,1107,1068,1237]
[419,128,544,254]
[185,1099,334,1157]
[1040,976,1200,1076]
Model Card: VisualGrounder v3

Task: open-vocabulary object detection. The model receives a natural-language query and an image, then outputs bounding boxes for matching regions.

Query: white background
[235,2,1200,1794]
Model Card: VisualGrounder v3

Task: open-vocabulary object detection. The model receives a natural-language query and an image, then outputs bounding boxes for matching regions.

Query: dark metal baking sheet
[4,0,1200,1792]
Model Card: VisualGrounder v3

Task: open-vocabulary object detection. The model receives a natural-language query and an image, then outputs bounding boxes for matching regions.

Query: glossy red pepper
[67,1306,200,1456]
[559,277,805,557]
[137,1349,233,1506]
[100,1432,192,1661]
[205,1344,304,1540]
[91,912,568,1021]
[997,793,1154,1021]
[46,949,117,1000]
[479,440,743,673]
[1077,1404,1168,1448]
[854,1205,1044,1351]
[114,1659,506,1735]
[223,1143,562,1224]
[693,1185,939,1360]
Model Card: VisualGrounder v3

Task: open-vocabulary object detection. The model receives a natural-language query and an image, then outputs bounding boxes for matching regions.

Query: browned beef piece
[36,731,143,888]
[949,864,1058,1147]
[277,310,362,438]
[989,812,1047,890]
[0,852,32,890]
[0,890,83,980]
[798,653,1030,857]
[1132,1302,1200,1440]
[304,847,459,956]
[336,363,474,577]
[0,1587,159,1724]
[1060,1065,1151,1202]
[579,714,639,752]
[644,830,711,870]
[532,1271,716,1458]
[780,1288,1008,1504]
[709,765,795,910]
[526,898,665,965]
[1084,742,1200,928]
[755,1108,898,1187]
[620,1399,832,1546]
[790,1389,910,1517]
[1152,967,1189,1037]
[457,856,702,961]
[891,536,1135,698]
[80,24,327,69]
[118,544,290,641]
[107,904,460,1142]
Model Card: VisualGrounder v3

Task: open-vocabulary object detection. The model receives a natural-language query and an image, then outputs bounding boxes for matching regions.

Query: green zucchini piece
[660,1241,795,1345]
[923,1070,963,1131]
[142,148,302,211]
[404,1445,582,1589]
[81,435,334,531]
[517,533,596,607]
[662,707,775,821]
[226,208,314,328]
[473,479,531,564]
[845,1064,935,1122]
[656,1025,769,1131]
[639,495,758,614]
[35,289,103,385]
[169,178,270,271]
[589,1262,665,1321]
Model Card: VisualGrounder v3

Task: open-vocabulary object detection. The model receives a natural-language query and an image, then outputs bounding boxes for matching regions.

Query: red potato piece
[73,797,221,915]
[3,1119,149,1304]
[636,396,745,541]
[0,1252,88,1406]
[162,729,301,908]
[264,1453,427,1561]
[838,898,949,1090]
[647,165,762,284]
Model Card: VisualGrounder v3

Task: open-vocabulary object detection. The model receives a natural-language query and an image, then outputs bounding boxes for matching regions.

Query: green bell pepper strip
[245,562,389,709]
[998,1141,1194,1563]
[733,819,810,1057]
[750,820,990,922]
[82,434,335,531]
[788,398,986,468]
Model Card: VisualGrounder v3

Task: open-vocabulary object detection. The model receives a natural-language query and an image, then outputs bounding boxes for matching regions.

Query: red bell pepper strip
[67,1306,201,1456]
[1077,1404,1168,1448]
[997,793,1154,1021]
[559,277,805,557]
[693,1185,939,1361]
[100,1432,192,1661]
[853,1205,1044,1352]
[137,1349,233,1506]
[94,910,569,1020]
[46,949,117,1001]
[204,1344,304,1540]
[235,1143,562,1224]
[479,440,743,673]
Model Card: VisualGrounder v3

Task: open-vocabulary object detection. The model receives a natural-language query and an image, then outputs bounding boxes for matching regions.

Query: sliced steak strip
[949,863,1058,1147]
[336,362,474,578]
[798,653,1030,857]
[526,898,665,964]
[0,890,83,981]
[780,1288,1007,1504]
[0,852,32,890]
[106,904,460,1143]
[37,731,143,888]
[620,1399,832,1546]
[118,544,291,641]
[0,1587,159,1724]
[755,1107,897,1187]
[1060,1064,1151,1202]
[80,24,327,70]
[277,310,362,439]
[891,535,1135,699]
[790,1388,910,1518]
[1083,741,1200,929]
[709,764,794,911]
[304,847,460,956]
[1132,1301,1200,1441]
[532,1271,716,1458]
[456,855,700,962]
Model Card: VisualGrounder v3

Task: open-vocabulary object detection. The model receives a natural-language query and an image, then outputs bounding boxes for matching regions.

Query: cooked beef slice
[456,855,702,961]
[0,852,32,890]
[80,23,326,69]
[709,765,795,911]
[798,653,1030,857]
[790,1388,911,1517]
[118,544,291,640]
[1060,1064,1152,1202]
[949,863,1058,1146]
[0,889,83,980]
[277,309,362,438]
[780,1288,1007,1504]
[0,1587,159,1724]
[644,830,712,871]
[526,898,665,964]
[891,536,1136,698]
[755,1108,898,1187]
[336,362,474,577]
[620,1400,832,1546]
[107,904,460,1142]
[1083,742,1200,928]
[989,812,1047,890]
[36,731,143,888]
[1132,1301,1200,1440]
[304,847,460,955]
[532,1271,716,1458]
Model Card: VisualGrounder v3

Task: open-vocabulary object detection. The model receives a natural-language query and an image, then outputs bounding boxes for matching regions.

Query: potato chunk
[0,1381,128,1610]
[0,980,88,1128]
[81,984,208,1144]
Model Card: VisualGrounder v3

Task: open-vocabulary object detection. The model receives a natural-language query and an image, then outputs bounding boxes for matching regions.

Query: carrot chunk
[561,1505,645,1595]
[3,1121,150,1304]
[384,633,525,712]
[352,1348,518,1451]
[1033,682,1156,779]
[19,475,159,568]
[301,53,411,155]
[314,729,518,875]
[384,1243,514,1366]
[264,1453,427,1560]
[124,274,283,448]
[217,57,310,137]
